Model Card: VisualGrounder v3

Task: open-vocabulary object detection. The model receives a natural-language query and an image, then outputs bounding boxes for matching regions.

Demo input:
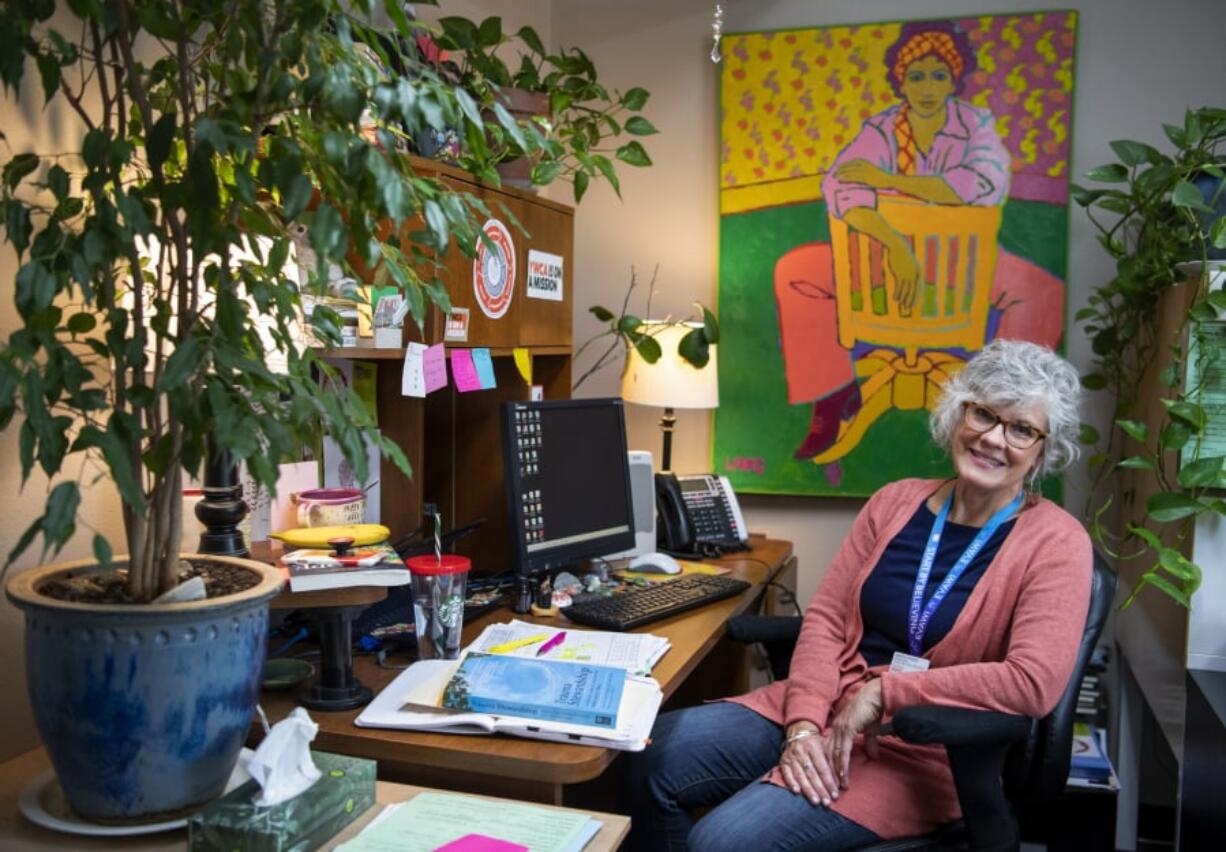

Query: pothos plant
[0,0,527,601]
[1073,106,1226,608]
[572,265,719,392]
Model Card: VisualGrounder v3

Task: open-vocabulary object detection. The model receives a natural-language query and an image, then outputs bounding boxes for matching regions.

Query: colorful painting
[714,12,1077,497]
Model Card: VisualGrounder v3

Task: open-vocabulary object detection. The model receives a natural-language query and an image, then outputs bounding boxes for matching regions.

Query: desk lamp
[620,321,719,472]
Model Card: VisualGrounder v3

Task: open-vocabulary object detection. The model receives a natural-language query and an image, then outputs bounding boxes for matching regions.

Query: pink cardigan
[728,478,1092,839]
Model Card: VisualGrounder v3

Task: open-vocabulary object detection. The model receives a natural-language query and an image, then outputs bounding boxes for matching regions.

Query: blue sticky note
[472,348,497,390]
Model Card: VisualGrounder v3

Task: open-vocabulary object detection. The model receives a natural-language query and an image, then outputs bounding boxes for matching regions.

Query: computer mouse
[627,552,682,574]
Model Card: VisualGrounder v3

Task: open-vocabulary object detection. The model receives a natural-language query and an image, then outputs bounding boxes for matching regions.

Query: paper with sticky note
[472,348,496,389]
[434,835,527,852]
[401,342,427,398]
[335,791,600,852]
[451,349,481,392]
[512,347,532,385]
[423,343,448,394]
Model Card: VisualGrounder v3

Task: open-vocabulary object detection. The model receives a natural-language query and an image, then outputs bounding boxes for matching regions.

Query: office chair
[775,198,1002,464]
[725,550,1116,852]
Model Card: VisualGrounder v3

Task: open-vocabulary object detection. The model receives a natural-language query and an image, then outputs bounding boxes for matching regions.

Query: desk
[0,748,629,851]
[259,536,795,804]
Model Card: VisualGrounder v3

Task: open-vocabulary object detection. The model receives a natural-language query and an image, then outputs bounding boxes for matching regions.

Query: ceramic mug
[293,487,366,528]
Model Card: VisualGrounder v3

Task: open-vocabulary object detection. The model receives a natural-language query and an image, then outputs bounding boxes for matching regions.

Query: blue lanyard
[908,489,1023,657]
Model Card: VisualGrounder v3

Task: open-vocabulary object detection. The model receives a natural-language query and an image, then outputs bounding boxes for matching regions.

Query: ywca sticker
[526,249,564,301]
[473,218,515,319]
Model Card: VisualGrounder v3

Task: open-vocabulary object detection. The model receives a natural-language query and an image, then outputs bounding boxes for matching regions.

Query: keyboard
[562,574,752,631]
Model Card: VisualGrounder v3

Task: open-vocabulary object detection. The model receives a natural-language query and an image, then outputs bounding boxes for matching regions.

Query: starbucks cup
[406,555,470,660]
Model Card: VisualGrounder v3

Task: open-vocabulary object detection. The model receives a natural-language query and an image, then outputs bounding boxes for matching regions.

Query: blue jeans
[623,702,880,851]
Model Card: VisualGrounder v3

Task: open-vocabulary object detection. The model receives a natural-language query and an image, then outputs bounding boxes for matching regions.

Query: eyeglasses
[961,402,1047,450]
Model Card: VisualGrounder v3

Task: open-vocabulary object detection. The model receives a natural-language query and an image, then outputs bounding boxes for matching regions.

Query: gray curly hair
[930,339,1082,488]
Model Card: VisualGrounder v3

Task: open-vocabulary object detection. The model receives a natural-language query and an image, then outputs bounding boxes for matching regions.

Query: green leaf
[4,153,39,190]
[1127,523,1163,550]
[1083,163,1128,183]
[1117,455,1155,470]
[1161,421,1192,451]
[35,51,59,104]
[92,534,112,570]
[46,164,69,200]
[1117,419,1148,442]
[678,327,710,367]
[1081,373,1107,391]
[618,314,643,334]
[1210,216,1226,250]
[1134,571,1191,608]
[1157,549,1201,591]
[476,16,502,48]
[1164,399,1208,431]
[1109,139,1159,166]
[146,112,177,174]
[624,116,659,136]
[41,480,79,546]
[592,154,619,197]
[634,334,661,363]
[615,140,652,167]
[158,337,200,390]
[531,160,563,186]
[573,169,590,203]
[622,87,649,110]
[66,312,96,334]
[590,305,614,322]
[1146,491,1205,523]
[1172,179,1214,212]
[1178,455,1224,488]
[1079,423,1100,445]
[1159,364,1179,388]
[516,25,545,55]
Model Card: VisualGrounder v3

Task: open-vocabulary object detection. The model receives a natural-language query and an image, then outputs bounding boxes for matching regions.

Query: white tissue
[246,706,322,807]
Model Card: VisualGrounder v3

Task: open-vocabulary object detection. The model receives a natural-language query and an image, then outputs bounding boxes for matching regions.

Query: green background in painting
[712,198,1068,497]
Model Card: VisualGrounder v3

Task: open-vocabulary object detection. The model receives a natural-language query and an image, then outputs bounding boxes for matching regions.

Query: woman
[779,20,1063,460]
[625,340,1092,851]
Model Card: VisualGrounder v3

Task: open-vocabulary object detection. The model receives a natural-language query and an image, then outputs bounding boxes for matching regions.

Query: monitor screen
[501,398,635,576]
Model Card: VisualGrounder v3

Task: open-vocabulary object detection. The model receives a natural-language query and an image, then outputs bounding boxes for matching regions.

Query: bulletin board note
[1181,322,1226,488]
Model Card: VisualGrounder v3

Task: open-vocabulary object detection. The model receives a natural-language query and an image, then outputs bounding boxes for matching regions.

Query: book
[335,791,600,852]
[466,620,670,676]
[440,653,625,729]
[354,658,662,751]
[281,543,410,592]
[1070,722,1113,783]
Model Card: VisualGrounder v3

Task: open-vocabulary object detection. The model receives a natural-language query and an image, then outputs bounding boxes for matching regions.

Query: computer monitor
[500,398,636,610]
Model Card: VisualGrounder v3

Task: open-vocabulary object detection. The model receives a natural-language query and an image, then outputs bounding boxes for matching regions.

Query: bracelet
[783,728,819,748]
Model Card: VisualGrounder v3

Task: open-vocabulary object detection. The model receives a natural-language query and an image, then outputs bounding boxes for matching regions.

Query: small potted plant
[430,15,657,200]
[1073,106,1226,608]
[1,0,500,823]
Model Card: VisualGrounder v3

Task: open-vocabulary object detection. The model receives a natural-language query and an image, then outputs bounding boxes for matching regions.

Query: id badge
[889,652,930,673]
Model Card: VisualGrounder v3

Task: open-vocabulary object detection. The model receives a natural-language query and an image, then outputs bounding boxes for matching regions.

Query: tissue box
[189,751,376,852]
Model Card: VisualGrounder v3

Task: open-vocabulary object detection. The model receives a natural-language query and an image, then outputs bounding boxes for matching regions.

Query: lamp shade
[621,321,719,409]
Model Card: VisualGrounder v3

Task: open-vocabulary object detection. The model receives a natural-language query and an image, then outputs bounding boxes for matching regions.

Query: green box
[189,751,376,852]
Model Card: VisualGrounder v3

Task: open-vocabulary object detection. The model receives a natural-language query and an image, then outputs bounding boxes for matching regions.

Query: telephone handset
[655,473,748,556]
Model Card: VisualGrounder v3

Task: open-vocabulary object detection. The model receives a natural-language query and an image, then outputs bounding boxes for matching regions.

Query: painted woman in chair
[775,20,1066,463]
[625,340,1092,851]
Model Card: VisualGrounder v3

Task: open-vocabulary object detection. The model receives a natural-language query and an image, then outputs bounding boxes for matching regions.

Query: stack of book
[1069,722,1118,791]
[356,621,667,750]
[280,543,409,592]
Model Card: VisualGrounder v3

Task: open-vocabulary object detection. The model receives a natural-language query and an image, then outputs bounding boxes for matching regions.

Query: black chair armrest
[888,707,1035,852]
[888,705,1034,747]
[725,614,802,645]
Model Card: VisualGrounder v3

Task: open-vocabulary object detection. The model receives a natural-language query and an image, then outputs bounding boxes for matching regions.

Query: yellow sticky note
[513,347,532,385]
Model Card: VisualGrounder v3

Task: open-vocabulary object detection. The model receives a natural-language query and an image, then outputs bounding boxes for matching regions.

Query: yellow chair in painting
[812,197,1002,465]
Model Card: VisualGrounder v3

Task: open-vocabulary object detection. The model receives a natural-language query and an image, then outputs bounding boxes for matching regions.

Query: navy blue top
[857,500,1016,667]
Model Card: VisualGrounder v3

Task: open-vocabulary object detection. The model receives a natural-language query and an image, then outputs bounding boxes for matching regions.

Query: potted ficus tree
[0,0,510,823]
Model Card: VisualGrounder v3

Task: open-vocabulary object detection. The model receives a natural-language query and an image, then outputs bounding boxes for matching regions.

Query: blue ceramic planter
[6,555,283,823]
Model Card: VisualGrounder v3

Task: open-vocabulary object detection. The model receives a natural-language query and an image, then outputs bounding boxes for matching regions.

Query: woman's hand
[885,244,921,310]
[828,678,885,787]
[779,725,841,807]
[836,158,894,189]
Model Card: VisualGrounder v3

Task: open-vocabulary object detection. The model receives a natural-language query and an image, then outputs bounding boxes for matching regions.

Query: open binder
[355,658,662,751]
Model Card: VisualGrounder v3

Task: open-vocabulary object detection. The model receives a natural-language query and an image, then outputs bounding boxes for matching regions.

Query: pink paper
[424,343,448,394]
[433,834,528,852]
[450,349,482,392]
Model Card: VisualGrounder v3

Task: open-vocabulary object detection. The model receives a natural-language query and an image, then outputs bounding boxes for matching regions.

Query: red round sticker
[472,218,516,319]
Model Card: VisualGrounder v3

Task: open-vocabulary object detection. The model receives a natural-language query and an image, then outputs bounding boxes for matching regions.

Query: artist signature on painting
[724,456,764,475]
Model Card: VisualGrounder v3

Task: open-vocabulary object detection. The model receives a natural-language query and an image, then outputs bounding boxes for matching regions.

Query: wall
[553,0,1226,612]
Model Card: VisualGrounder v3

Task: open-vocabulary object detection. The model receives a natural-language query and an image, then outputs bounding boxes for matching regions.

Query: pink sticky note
[433,835,528,852]
[423,343,448,394]
[451,349,482,392]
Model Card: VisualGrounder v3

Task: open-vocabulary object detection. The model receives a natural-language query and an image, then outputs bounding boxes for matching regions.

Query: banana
[270,524,391,548]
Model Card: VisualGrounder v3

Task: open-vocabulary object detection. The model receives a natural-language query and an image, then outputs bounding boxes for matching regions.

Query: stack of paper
[466,620,670,677]
[337,791,600,852]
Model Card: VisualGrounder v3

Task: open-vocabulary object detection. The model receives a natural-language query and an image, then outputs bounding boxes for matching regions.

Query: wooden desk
[259,537,795,804]
[0,748,629,851]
